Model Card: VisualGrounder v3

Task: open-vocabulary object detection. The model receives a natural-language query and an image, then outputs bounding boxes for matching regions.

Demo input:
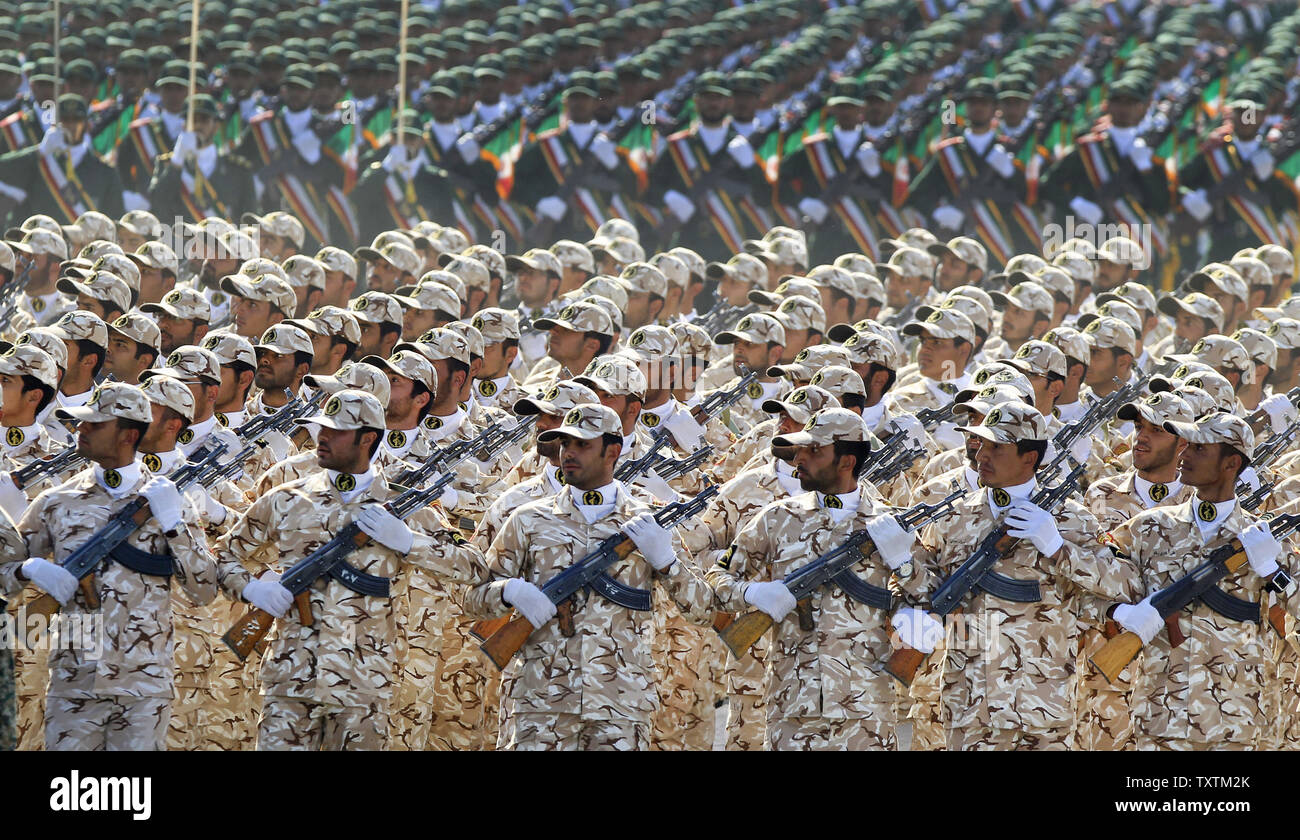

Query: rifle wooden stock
[883,645,926,686]
[796,597,814,631]
[556,599,576,637]
[27,574,99,622]
[469,614,511,642]
[222,606,276,662]
[716,609,773,659]
[294,591,313,627]
[1165,614,1186,648]
[711,612,734,633]
[1089,630,1144,685]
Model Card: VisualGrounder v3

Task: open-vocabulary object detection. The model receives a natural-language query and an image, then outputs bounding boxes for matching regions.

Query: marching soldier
[147,94,257,224]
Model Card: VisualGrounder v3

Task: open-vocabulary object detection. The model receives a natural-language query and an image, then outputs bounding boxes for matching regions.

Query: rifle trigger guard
[587,572,652,611]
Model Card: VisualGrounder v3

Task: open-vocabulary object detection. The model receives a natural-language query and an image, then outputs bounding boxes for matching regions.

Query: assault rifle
[476,484,720,670]
[687,366,760,428]
[885,463,1086,685]
[1090,513,1298,684]
[717,489,963,658]
[655,156,754,246]
[11,445,85,491]
[0,255,36,333]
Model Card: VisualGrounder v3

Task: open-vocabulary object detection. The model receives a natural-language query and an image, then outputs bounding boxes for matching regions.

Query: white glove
[39,127,67,157]
[726,134,755,168]
[625,512,675,571]
[122,190,151,212]
[503,577,556,627]
[0,471,28,522]
[932,205,964,231]
[743,580,797,622]
[1128,140,1153,172]
[864,513,916,570]
[588,134,620,170]
[185,484,227,527]
[171,131,198,166]
[855,143,881,177]
[1239,520,1282,578]
[1239,466,1261,493]
[1258,393,1298,434]
[1113,596,1162,644]
[141,476,184,533]
[454,133,481,165]
[986,144,1015,178]
[1251,149,1275,181]
[242,572,294,618]
[891,607,943,653]
[1069,195,1104,226]
[536,195,568,221]
[1182,188,1212,222]
[1069,435,1092,467]
[257,430,294,462]
[357,503,414,554]
[799,197,829,224]
[663,188,695,222]
[931,422,965,452]
[884,413,927,450]
[438,485,459,511]
[381,143,409,173]
[291,129,322,164]
[21,558,77,605]
[1004,500,1064,556]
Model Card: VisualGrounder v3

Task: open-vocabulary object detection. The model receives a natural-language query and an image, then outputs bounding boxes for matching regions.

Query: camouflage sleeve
[11,489,54,588]
[704,503,776,613]
[162,518,219,608]
[1052,503,1141,616]
[0,516,28,596]
[212,489,279,600]
[650,529,717,625]
[462,505,530,618]
[403,504,484,586]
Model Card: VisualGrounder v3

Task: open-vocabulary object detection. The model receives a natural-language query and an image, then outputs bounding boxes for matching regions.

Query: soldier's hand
[625,512,674,571]
[536,195,568,221]
[1004,501,1064,557]
[38,127,67,157]
[503,578,556,627]
[864,513,916,569]
[172,131,198,165]
[663,189,695,222]
[890,607,943,653]
[20,558,78,605]
[0,471,27,521]
[1258,392,1298,434]
[1068,196,1103,226]
[798,197,829,225]
[855,143,881,177]
[932,205,964,231]
[242,573,294,618]
[986,144,1015,178]
[141,476,185,532]
[1181,188,1212,222]
[1113,596,1162,644]
[357,504,415,555]
[743,580,797,622]
[1250,149,1275,181]
[1128,141,1154,172]
[382,143,409,173]
[1239,521,1282,578]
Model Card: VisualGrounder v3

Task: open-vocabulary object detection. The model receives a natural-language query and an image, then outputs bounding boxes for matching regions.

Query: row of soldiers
[0,183,1297,749]
[1,0,1297,275]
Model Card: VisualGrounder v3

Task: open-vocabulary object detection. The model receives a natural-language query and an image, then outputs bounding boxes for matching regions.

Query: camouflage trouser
[1133,735,1254,751]
[947,725,1071,751]
[0,645,14,751]
[428,610,494,750]
[651,606,720,751]
[258,696,388,751]
[8,595,48,750]
[166,680,261,751]
[767,716,897,751]
[1074,628,1135,751]
[45,695,170,751]
[906,654,945,751]
[723,639,767,751]
[1277,657,1300,749]
[502,712,648,751]
[167,602,262,751]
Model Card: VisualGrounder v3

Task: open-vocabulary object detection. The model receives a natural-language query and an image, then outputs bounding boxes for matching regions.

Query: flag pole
[397,0,409,139]
[187,0,200,132]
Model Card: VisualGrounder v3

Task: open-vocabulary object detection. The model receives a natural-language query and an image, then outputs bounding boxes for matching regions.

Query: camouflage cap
[300,388,386,431]
[876,245,933,279]
[1117,390,1194,427]
[1081,316,1137,355]
[315,245,358,279]
[13,328,68,370]
[620,261,668,298]
[219,272,296,315]
[62,211,116,249]
[107,311,161,353]
[128,241,179,277]
[807,365,866,399]
[1006,339,1068,379]
[551,240,596,274]
[901,307,976,343]
[140,286,211,322]
[668,321,712,358]
[214,229,259,261]
[303,361,392,408]
[589,236,644,266]
[1078,299,1142,337]
[715,312,786,346]
[0,344,58,388]
[1187,262,1248,302]
[201,331,258,368]
[576,354,648,399]
[393,282,460,318]
[593,219,640,244]
[396,326,472,366]
[117,210,162,238]
[1252,298,1300,324]
[1174,335,1254,384]
[624,325,678,362]
[770,341,851,376]
[772,294,827,333]
[1175,386,1219,419]
[1096,235,1146,268]
[927,235,988,273]
[954,383,1034,418]
[58,269,132,313]
[51,310,108,348]
[851,272,885,305]
[806,265,856,299]
[833,254,875,276]
[1229,327,1278,369]
[916,295,991,336]
[763,235,809,269]
[514,379,600,418]
[407,269,466,303]
[290,305,363,345]
[1252,244,1295,282]
[237,258,287,282]
[1051,250,1096,286]
[140,373,195,421]
[470,308,521,343]
[1031,266,1075,306]
[9,228,69,260]
[1157,292,1224,330]
[504,248,562,278]
[349,291,405,326]
[1153,370,1237,413]
[363,349,438,392]
[956,367,1035,404]
[56,381,152,424]
[991,281,1053,320]
[462,245,506,280]
[749,275,820,307]
[762,384,839,425]
[1228,256,1271,290]
[1097,281,1158,319]
[842,329,903,369]
[706,253,767,288]
[772,407,870,447]
[881,228,939,254]
[533,300,616,337]
[141,345,223,386]
[426,226,470,255]
[443,321,485,359]
[536,402,624,442]
[577,276,629,311]
[255,324,314,358]
[1041,325,1091,365]
[281,255,326,290]
[243,210,306,249]
[649,252,689,289]
[956,401,1048,444]
[1163,411,1254,460]
[356,241,422,277]
[668,247,707,281]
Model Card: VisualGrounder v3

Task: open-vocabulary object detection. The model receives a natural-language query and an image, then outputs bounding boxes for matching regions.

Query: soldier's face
[792,443,841,492]
[731,338,777,376]
[232,297,275,338]
[546,326,584,365]
[936,253,969,291]
[997,97,1029,126]
[1174,311,1210,343]
[0,373,36,424]
[403,307,437,339]
[105,335,145,383]
[157,315,198,356]
[1177,441,1234,488]
[254,348,297,390]
[963,428,983,468]
[717,274,752,306]
[385,374,425,425]
[76,418,127,463]
[916,334,963,380]
[281,83,312,112]
[1132,417,1183,473]
[864,97,893,126]
[316,425,369,473]
[357,321,385,357]
[75,294,109,320]
[1001,305,1040,344]
[964,97,995,128]
[694,92,729,124]
[368,260,400,293]
[559,434,617,488]
[0,72,19,100]
[1204,290,1239,328]
[1093,260,1127,292]
[974,438,1035,487]
[1107,96,1146,128]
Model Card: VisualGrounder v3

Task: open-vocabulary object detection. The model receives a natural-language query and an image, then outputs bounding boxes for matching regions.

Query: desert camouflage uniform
[464,483,714,750]
[9,464,218,750]
[700,377,791,447]
[0,516,30,750]
[1111,498,1299,750]
[214,469,480,750]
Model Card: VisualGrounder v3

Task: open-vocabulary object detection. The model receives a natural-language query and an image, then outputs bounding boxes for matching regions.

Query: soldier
[1109,413,1295,750]
[415,72,501,244]
[285,305,361,377]
[464,403,714,750]
[525,300,616,389]
[55,269,131,323]
[147,94,257,224]
[44,311,110,447]
[354,240,421,296]
[126,241,180,308]
[350,112,456,245]
[5,381,217,750]
[3,228,73,334]
[115,61,194,212]
[466,308,525,414]
[102,311,162,384]
[315,246,359,309]
[220,271,296,341]
[247,324,314,420]
[706,312,791,435]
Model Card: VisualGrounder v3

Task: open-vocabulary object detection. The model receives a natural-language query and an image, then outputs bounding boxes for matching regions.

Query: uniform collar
[422,406,466,442]
[1133,474,1181,509]
[179,415,218,456]
[566,479,620,523]
[987,477,1036,512]
[382,425,418,458]
[325,464,376,503]
[925,372,972,400]
[1,422,41,452]
[215,408,246,430]
[94,458,143,498]
[816,486,861,523]
[544,465,566,494]
[773,457,803,496]
[472,375,510,406]
[140,448,182,476]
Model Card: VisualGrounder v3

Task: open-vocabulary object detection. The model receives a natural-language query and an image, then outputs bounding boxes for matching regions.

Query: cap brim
[531,316,575,331]
[747,289,780,306]
[901,321,958,340]
[537,425,603,442]
[1161,419,1207,442]
[954,424,1002,443]
[56,277,94,298]
[138,301,184,319]
[771,431,822,448]
[827,323,858,343]
[354,247,385,263]
[512,396,558,416]
[55,405,113,423]
[255,341,301,356]
[505,255,542,272]
[296,413,359,431]
[219,275,257,299]
[713,329,759,345]
[301,373,346,392]
[140,365,220,385]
